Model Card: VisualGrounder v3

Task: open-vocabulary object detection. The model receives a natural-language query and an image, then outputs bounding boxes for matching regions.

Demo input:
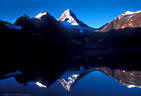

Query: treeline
[67,27,141,49]
[87,27,141,48]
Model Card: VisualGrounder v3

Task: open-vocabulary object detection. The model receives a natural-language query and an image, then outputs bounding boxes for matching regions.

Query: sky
[0,0,140,28]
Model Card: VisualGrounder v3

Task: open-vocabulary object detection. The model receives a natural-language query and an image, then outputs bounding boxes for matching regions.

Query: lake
[0,68,141,96]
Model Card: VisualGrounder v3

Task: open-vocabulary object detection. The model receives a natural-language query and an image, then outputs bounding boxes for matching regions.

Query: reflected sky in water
[69,71,141,96]
[0,70,141,96]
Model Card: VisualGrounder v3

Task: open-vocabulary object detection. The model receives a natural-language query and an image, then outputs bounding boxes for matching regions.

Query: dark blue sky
[0,0,140,28]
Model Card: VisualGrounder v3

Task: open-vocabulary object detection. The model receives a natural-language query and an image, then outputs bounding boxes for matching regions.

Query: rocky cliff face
[100,11,141,32]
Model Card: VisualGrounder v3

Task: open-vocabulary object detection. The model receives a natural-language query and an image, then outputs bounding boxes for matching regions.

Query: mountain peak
[58,9,77,25]
[58,9,94,32]
[65,9,72,13]
[64,9,74,15]
[58,9,89,27]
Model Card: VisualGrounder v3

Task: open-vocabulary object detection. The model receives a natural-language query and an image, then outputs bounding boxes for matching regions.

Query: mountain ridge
[99,11,141,32]
[1,9,141,33]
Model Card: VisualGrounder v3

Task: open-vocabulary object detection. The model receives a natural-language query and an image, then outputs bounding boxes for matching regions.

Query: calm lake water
[0,70,141,96]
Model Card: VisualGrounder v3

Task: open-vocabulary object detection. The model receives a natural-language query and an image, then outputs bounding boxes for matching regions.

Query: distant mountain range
[0,9,141,33]
[58,10,141,32]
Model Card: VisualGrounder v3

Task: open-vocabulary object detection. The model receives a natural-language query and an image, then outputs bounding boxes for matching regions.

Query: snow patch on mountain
[65,16,79,25]
[58,74,80,91]
[60,21,93,33]
[61,21,80,28]
[5,24,22,30]
[36,82,47,88]
[122,11,141,16]
[35,12,47,19]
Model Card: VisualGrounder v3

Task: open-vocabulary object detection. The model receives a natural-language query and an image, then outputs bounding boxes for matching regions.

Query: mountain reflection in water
[0,67,141,96]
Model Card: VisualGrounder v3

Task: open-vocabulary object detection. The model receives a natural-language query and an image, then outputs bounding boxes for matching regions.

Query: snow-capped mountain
[100,11,141,32]
[58,9,94,32]
[14,12,67,35]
